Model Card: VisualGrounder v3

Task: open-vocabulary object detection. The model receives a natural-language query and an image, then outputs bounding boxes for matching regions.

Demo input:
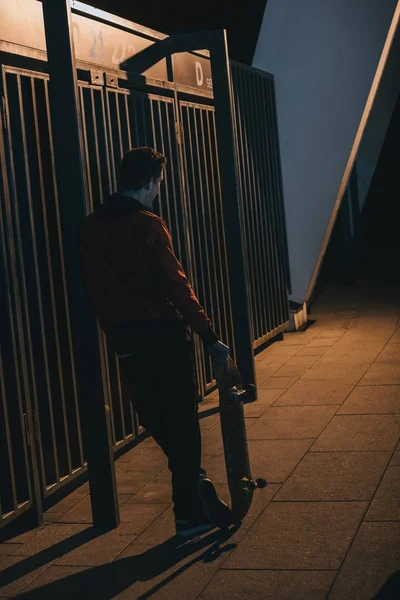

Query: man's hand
[207,340,230,365]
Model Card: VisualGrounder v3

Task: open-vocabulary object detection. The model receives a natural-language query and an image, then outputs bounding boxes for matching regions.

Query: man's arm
[147,218,229,362]
[147,217,216,340]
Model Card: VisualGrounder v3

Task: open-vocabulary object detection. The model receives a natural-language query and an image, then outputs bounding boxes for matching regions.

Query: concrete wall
[356,24,400,210]
[253,0,399,303]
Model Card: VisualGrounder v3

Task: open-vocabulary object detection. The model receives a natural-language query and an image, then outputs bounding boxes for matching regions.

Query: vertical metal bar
[242,67,271,338]
[15,73,64,486]
[209,31,255,387]
[201,107,223,341]
[257,74,281,330]
[210,109,236,356]
[179,102,206,397]
[260,76,283,329]
[40,0,119,528]
[0,68,43,527]
[124,94,132,150]
[266,78,289,321]
[238,69,265,341]
[268,78,291,296]
[230,71,252,327]
[43,77,85,471]
[205,108,230,344]
[173,94,206,398]
[246,69,270,340]
[104,90,118,192]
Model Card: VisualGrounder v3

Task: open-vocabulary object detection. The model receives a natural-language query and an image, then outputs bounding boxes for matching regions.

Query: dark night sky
[83,0,268,64]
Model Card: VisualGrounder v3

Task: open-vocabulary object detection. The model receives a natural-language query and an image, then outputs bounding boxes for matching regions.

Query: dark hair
[120,147,167,190]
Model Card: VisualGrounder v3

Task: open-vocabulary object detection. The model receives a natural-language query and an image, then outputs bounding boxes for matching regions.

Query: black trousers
[118,323,204,519]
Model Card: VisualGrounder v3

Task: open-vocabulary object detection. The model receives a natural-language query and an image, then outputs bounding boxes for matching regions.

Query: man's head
[119,147,167,208]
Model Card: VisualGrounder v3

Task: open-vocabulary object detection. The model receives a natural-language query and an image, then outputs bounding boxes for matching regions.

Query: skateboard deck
[215,357,267,524]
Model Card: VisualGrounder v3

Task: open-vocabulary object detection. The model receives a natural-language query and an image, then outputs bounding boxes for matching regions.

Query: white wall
[253,0,399,303]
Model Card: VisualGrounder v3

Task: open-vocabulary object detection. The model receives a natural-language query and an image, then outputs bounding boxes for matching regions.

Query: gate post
[208,31,256,388]
[39,0,119,528]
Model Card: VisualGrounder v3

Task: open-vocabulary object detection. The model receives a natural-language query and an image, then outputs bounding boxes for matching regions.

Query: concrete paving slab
[115,469,155,495]
[1,529,41,546]
[243,388,285,417]
[223,501,368,570]
[14,564,88,598]
[118,447,168,472]
[54,531,137,567]
[376,344,400,363]
[45,492,87,516]
[248,406,337,440]
[274,380,354,407]
[308,338,341,347]
[365,466,400,521]
[296,345,331,356]
[43,513,64,524]
[262,345,301,360]
[0,553,57,598]
[337,385,400,414]
[311,414,400,452]
[301,361,370,383]
[390,443,400,466]
[128,479,171,504]
[272,355,319,378]
[360,361,400,385]
[328,522,400,600]
[0,544,21,561]
[110,540,226,600]
[9,524,91,557]
[259,376,299,389]
[256,365,281,382]
[116,503,169,537]
[199,415,220,434]
[274,451,391,501]
[390,330,400,343]
[56,494,132,524]
[205,439,313,484]
[199,569,336,600]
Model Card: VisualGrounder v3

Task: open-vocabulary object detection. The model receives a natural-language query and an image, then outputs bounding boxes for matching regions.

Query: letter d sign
[195,61,204,87]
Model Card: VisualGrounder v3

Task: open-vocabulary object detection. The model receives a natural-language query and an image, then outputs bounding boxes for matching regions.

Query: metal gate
[0,5,289,531]
[231,62,290,348]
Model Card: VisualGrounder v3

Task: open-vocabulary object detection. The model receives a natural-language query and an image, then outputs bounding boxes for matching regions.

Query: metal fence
[231,62,290,348]
[0,24,289,531]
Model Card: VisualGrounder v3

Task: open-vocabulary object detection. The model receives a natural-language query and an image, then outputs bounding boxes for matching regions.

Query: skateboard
[215,357,267,524]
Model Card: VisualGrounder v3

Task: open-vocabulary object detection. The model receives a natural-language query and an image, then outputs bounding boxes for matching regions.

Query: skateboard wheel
[256,478,267,489]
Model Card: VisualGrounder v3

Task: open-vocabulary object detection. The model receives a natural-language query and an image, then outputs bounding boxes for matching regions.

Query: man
[77,147,232,537]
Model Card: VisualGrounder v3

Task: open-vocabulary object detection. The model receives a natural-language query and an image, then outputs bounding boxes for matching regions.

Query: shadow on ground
[3,525,239,599]
[373,571,400,599]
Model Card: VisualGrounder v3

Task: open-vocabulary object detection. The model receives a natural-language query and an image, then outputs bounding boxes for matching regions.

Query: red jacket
[77,194,218,353]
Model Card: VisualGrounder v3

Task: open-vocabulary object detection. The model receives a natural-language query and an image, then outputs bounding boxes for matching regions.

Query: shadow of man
[7,525,239,599]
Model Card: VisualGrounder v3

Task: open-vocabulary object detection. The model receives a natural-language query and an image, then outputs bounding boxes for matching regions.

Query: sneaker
[175,514,215,538]
[197,474,233,529]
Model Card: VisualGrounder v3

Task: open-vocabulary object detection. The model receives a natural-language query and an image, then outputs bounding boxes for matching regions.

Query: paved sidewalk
[1,280,400,599]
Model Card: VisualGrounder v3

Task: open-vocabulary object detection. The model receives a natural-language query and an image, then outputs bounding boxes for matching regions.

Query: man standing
[78,147,232,537]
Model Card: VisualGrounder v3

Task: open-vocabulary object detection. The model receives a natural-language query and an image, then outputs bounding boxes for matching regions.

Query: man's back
[77,193,181,352]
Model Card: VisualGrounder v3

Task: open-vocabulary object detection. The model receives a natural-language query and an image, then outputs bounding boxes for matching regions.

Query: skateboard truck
[242,477,268,491]
[229,384,257,404]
